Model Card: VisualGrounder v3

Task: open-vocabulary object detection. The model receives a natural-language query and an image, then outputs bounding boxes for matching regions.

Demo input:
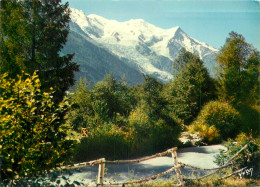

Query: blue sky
[62,0,260,50]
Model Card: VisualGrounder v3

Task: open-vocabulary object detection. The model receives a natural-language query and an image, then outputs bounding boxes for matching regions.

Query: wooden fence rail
[105,147,177,164]
[179,162,232,171]
[102,165,183,186]
[52,142,250,186]
[101,147,183,186]
[182,142,251,181]
[53,158,105,171]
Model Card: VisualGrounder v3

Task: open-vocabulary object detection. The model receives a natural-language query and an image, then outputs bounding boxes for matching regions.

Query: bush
[69,75,182,162]
[189,101,240,143]
[0,72,74,181]
[73,123,133,161]
[129,105,181,156]
[73,102,181,162]
[128,106,149,128]
[238,104,260,137]
[188,122,221,144]
[214,133,260,179]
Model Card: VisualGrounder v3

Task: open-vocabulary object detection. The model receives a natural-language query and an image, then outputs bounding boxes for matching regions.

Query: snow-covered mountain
[63,8,219,85]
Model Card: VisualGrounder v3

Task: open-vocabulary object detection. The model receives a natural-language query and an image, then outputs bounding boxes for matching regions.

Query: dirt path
[57,144,226,185]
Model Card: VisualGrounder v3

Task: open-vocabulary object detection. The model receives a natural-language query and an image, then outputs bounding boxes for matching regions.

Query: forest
[0,0,259,185]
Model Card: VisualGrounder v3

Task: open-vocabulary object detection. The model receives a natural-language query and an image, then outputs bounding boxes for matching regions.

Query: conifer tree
[172,48,198,76]
[167,50,216,124]
[0,0,28,77]
[142,75,166,120]
[0,0,79,102]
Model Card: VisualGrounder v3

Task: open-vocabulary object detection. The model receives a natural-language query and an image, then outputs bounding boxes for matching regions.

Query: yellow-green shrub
[0,72,74,180]
[188,122,221,143]
[189,101,240,143]
[129,106,149,127]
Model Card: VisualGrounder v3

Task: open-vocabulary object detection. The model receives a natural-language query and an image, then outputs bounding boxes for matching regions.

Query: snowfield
[69,8,219,82]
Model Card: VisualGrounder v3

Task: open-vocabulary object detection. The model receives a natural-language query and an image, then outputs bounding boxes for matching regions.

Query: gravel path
[56,144,226,186]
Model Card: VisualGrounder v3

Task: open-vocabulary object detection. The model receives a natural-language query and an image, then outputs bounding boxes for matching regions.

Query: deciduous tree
[216,31,259,106]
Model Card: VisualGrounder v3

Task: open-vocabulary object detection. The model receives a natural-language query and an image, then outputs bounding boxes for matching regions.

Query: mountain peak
[165,26,182,37]
[175,26,182,33]
[125,18,156,32]
[70,7,84,15]
[128,18,146,24]
[88,14,109,23]
[68,8,219,83]
[171,26,186,40]
[70,8,90,28]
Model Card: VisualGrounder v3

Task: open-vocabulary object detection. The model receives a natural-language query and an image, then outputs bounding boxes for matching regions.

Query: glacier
[66,8,219,84]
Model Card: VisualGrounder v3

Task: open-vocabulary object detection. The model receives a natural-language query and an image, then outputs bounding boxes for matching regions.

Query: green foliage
[74,116,180,161]
[0,0,79,102]
[238,104,260,137]
[189,101,240,143]
[136,75,170,122]
[0,72,74,181]
[68,75,137,132]
[166,50,216,125]
[214,31,260,141]
[92,74,136,119]
[0,169,85,186]
[172,48,199,76]
[128,75,181,155]
[0,0,28,77]
[128,104,180,156]
[68,74,181,161]
[216,31,259,107]
[129,104,149,127]
[74,123,133,161]
[67,78,94,131]
[214,133,259,179]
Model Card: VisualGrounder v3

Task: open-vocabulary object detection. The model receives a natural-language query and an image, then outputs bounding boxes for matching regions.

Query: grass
[102,168,260,187]
[124,176,260,187]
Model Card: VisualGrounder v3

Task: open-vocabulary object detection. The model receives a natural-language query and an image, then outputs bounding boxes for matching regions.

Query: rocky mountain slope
[62,8,219,85]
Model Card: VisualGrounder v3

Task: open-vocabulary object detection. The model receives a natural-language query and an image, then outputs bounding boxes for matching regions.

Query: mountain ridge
[63,8,219,85]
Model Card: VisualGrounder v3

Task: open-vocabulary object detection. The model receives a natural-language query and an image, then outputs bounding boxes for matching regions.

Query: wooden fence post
[97,158,105,186]
[171,151,184,186]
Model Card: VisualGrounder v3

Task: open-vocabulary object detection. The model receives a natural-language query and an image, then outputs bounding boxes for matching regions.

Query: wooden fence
[54,142,250,186]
